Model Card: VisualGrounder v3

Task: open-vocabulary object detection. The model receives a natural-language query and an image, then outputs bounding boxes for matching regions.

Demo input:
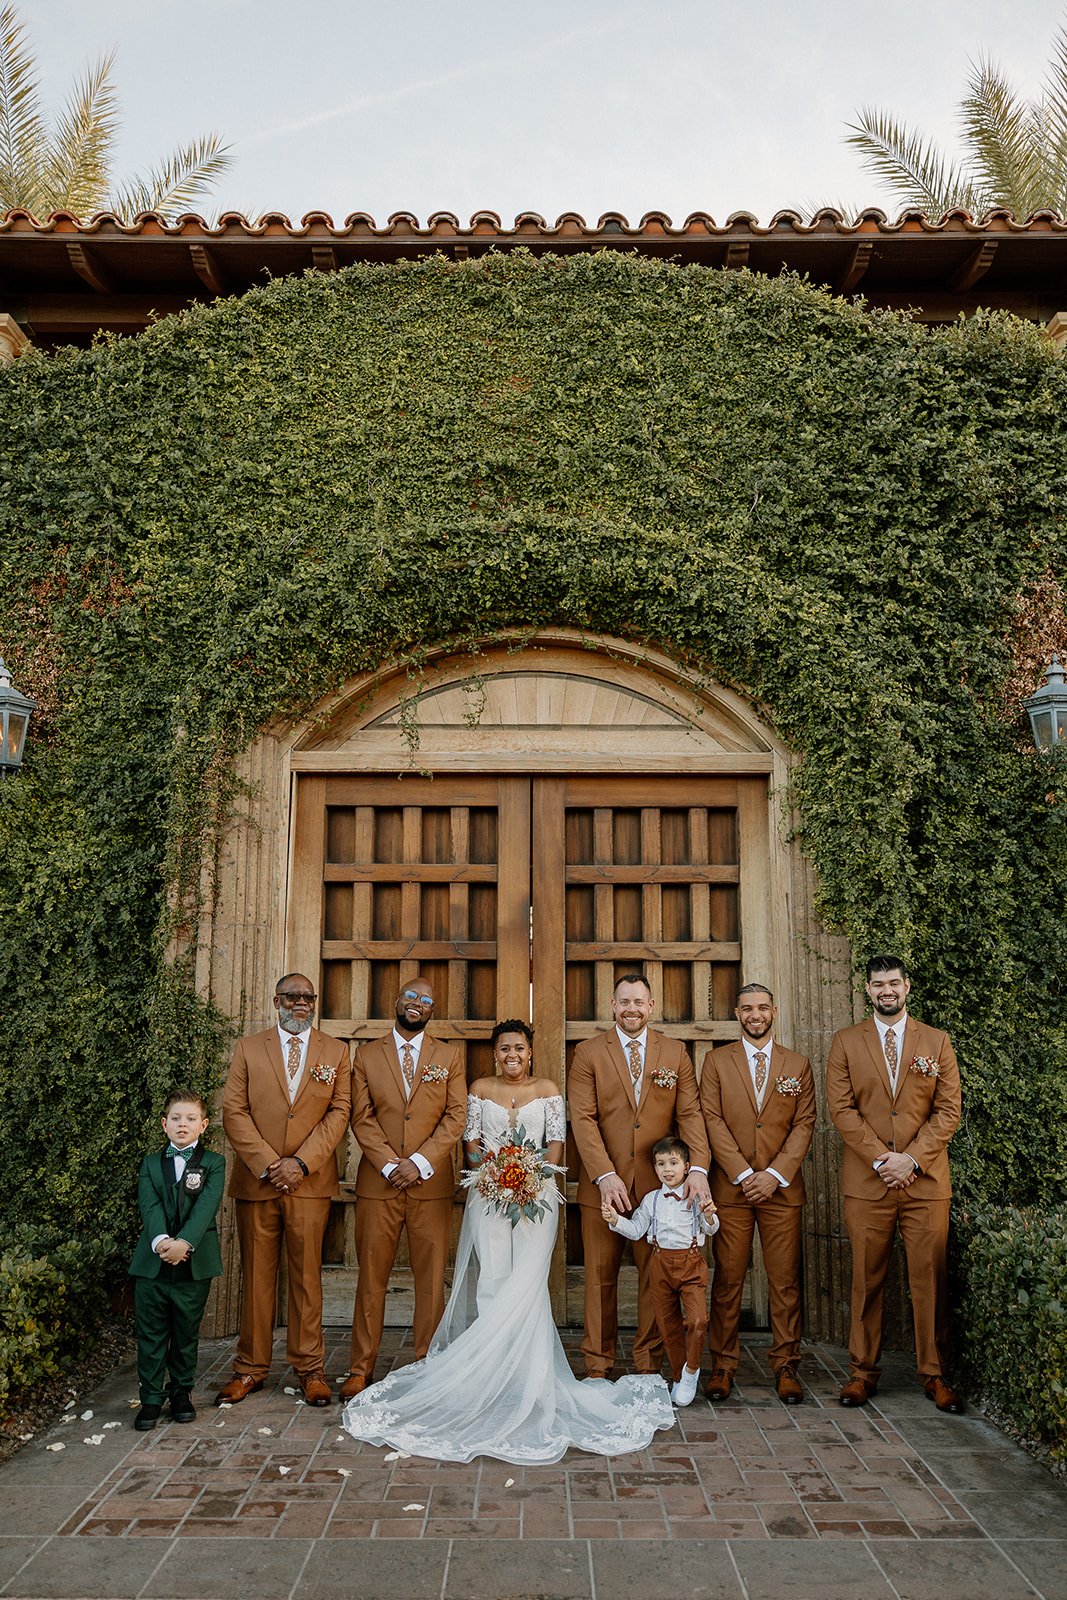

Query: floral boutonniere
[775,1076,802,1097]
[420,1063,449,1083]
[649,1066,679,1091]
[910,1056,940,1078]
[310,1062,337,1084]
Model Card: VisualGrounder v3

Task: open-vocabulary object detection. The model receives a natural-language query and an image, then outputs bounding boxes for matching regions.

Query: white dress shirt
[277,1021,311,1104]
[872,1012,917,1173]
[381,1029,434,1181]
[732,1036,788,1190]
[151,1145,198,1253]
[609,1184,719,1246]
[616,1025,647,1102]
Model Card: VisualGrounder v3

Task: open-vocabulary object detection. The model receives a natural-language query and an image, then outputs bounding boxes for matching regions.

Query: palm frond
[108,133,232,221]
[42,50,119,216]
[845,108,977,216]
[1038,24,1067,212]
[0,2,46,213]
[959,54,1044,218]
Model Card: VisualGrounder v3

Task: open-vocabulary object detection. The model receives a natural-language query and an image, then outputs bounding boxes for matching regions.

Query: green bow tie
[167,1144,196,1158]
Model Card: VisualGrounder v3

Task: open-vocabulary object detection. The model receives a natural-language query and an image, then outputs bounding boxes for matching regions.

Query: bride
[342,1019,675,1463]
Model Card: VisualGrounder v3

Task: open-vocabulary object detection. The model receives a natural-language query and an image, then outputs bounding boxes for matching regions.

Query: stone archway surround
[196,629,868,1347]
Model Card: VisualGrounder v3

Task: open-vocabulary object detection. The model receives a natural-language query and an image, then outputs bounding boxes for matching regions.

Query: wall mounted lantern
[1024,654,1067,752]
[0,654,35,778]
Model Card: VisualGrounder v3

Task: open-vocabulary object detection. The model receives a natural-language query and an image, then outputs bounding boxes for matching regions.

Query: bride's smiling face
[494,1032,532,1081]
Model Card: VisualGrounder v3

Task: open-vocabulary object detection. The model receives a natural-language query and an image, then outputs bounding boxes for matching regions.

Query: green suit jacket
[129,1145,226,1280]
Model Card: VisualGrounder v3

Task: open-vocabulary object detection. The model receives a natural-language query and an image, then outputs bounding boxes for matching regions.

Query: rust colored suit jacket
[223,1026,352,1202]
[569,1028,710,1209]
[351,1034,466,1202]
[700,1041,816,1209]
[825,1016,961,1201]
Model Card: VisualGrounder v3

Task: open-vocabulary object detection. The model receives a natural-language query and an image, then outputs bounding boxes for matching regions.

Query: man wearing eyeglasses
[218,974,351,1407]
[340,978,466,1398]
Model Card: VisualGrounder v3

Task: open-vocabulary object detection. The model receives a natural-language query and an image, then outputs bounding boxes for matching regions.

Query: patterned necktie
[286,1034,301,1082]
[627,1041,642,1084]
[754,1051,768,1096]
[401,1043,415,1093]
[884,1027,898,1089]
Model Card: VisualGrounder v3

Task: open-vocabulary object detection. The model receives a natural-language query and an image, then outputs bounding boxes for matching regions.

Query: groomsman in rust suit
[569,973,711,1379]
[219,974,352,1407]
[700,984,816,1404]
[826,954,963,1412]
[340,978,466,1398]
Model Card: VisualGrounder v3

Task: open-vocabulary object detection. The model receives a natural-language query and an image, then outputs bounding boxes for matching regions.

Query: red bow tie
[663,1190,684,1201]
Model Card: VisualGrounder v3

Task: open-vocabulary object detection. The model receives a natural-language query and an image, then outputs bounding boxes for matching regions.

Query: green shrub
[953,1206,1067,1460]
[0,1226,111,1417]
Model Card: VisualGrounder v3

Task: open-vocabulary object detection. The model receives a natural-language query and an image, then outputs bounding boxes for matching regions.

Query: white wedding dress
[341,1094,674,1464]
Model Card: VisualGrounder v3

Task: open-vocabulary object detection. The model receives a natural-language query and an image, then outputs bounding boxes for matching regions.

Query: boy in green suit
[129,1090,226,1430]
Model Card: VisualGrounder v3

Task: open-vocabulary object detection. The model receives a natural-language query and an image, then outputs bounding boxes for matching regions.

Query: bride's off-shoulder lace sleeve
[464,1095,482,1142]
[545,1096,566,1143]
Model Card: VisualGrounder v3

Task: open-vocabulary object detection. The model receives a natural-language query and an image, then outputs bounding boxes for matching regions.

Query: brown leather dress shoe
[776,1368,804,1405]
[924,1377,964,1414]
[299,1371,332,1406]
[339,1373,367,1400]
[838,1377,877,1407]
[214,1374,264,1406]
[705,1368,733,1401]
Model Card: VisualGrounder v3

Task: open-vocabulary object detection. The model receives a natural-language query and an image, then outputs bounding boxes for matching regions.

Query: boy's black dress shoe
[134,1405,161,1431]
[169,1390,196,1422]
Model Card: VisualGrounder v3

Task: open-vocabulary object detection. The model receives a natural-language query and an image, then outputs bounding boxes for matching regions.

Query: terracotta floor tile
[667,1518,717,1537]
[274,1505,332,1536]
[324,1519,377,1537]
[812,1522,866,1538]
[422,1518,519,1538]
[372,1520,426,1537]
[78,1519,133,1535]
[572,1520,618,1537]
[619,1521,670,1537]
[695,1521,769,1537]
[861,1519,918,1537]
[128,1519,183,1536]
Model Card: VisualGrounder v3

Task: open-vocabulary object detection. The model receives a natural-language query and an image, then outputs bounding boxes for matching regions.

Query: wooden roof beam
[835,240,874,295]
[723,241,749,270]
[310,245,339,272]
[189,243,230,296]
[66,242,116,294]
[947,240,998,293]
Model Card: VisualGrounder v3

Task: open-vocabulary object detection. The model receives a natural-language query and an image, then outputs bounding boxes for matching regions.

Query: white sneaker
[673,1367,699,1407]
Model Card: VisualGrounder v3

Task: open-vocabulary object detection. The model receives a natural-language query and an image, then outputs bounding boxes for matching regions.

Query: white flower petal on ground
[337,1468,352,1477]
[278,1466,291,1475]
[102,1422,121,1430]
[80,1410,93,1420]
[257,1427,273,1435]
[382,1449,411,1461]
[83,1434,105,1445]
[45,1442,65,1451]
[402,1503,425,1511]
[505,1478,515,1487]
[283,1386,297,1395]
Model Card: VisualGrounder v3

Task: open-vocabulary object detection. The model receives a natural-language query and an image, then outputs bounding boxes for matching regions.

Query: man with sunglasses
[218,974,351,1407]
[340,978,466,1398]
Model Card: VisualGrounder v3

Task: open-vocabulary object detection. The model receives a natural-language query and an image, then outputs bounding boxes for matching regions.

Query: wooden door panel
[291,769,773,1329]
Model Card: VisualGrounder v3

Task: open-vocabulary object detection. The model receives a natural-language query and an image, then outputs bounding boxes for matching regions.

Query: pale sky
[17,0,1067,226]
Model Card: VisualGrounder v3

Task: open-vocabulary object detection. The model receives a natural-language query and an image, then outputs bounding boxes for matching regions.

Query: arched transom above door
[288,630,784,774]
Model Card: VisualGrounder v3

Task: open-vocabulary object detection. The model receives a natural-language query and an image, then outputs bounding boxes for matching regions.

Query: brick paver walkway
[2,1329,1065,1598]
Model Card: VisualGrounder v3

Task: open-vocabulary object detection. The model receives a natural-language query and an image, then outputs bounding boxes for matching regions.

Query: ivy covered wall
[1,250,1065,1267]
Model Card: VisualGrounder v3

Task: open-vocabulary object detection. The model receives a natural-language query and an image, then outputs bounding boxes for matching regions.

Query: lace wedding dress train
[341,1095,674,1464]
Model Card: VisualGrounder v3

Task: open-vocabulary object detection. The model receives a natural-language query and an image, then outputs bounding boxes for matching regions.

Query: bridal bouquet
[462,1127,567,1228]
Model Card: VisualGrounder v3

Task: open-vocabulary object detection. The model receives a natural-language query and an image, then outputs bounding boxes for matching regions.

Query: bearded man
[218,974,351,1406]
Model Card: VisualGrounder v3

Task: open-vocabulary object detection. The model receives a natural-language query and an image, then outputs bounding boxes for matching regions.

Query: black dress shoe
[134,1405,161,1431]
[169,1389,196,1423]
